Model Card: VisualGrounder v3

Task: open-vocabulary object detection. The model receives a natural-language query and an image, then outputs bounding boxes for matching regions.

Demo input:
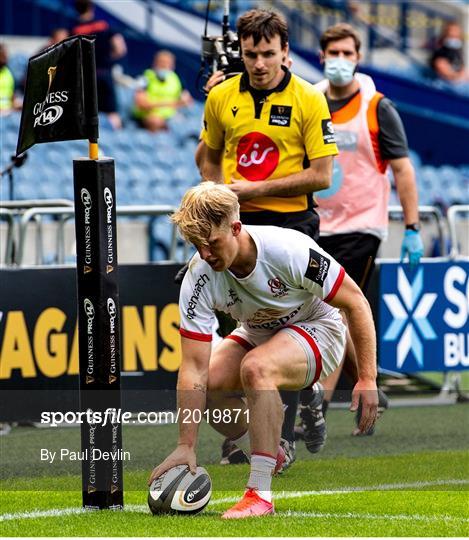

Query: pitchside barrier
[1,206,467,402]
[15,204,181,265]
[0,202,183,267]
[0,263,183,421]
[373,205,468,375]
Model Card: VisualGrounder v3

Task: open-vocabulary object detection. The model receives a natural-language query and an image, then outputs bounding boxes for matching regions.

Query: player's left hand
[228,178,260,201]
[350,378,378,434]
[400,230,424,270]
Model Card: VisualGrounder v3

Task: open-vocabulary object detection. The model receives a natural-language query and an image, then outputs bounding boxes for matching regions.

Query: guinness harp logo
[47,66,57,93]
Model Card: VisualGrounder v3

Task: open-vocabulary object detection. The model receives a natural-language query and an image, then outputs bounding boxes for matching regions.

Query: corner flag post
[16,35,124,510]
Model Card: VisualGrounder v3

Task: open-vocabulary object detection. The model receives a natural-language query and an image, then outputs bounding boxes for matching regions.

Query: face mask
[444,38,462,50]
[156,69,171,80]
[324,57,356,87]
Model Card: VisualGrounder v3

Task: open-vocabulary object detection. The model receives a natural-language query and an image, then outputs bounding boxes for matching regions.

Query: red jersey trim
[324,266,345,303]
[285,325,322,385]
[226,334,254,351]
[179,328,212,342]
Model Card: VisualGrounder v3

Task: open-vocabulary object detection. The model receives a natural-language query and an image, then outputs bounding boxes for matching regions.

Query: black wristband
[405,223,420,232]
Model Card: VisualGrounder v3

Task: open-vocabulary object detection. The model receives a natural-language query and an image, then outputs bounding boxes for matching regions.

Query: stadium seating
[1,99,468,260]
[0,102,204,259]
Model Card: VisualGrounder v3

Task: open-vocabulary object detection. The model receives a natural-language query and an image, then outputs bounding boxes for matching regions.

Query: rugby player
[149,183,378,519]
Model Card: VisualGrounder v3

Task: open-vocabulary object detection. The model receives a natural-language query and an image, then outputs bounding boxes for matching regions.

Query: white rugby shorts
[227,316,346,388]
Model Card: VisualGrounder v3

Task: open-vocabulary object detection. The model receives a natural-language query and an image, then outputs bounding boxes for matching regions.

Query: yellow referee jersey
[201,68,338,212]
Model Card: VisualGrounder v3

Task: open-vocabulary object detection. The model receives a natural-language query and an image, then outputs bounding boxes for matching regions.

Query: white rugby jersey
[179,225,345,342]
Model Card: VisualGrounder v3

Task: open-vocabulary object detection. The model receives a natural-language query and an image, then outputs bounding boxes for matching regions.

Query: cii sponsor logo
[382,268,437,369]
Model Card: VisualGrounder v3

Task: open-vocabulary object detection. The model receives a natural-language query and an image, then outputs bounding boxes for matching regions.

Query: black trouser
[240,209,320,241]
[316,232,381,387]
[317,233,381,293]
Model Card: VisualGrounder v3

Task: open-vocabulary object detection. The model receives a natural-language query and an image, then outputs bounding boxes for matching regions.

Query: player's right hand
[148,444,197,485]
[350,378,378,434]
[204,70,225,94]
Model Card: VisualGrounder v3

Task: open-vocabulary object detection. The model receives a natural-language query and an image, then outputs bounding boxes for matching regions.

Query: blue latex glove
[400,230,424,269]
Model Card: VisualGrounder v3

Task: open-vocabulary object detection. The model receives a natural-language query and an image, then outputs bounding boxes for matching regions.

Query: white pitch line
[1,478,468,523]
[0,507,87,522]
[124,506,469,524]
[208,478,469,505]
[274,511,469,523]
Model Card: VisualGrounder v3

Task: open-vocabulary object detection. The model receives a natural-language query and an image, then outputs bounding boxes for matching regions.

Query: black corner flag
[16,35,98,156]
[16,34,124,510]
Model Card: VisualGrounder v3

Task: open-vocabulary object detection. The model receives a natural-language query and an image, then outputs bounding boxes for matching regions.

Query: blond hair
[171,182,240,246]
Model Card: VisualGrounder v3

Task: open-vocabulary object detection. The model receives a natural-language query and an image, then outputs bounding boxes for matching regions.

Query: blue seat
[151,184,178,205]
[127,165,151,184]
[0,111,21,132]
[408,149,422,169]
[41,182,62,199]
[153,148,173,165]
[132,148,153,168]
[151,165,167,183]
[8,54,28,86]
[13,183,31,200]
[417,187,434,206]
[129,183,151,205]
[44,146,67,166]
[116,186,133,205]
[111,129,132,146]
[98,113,115,131]
[132,129,158,150]
[2,130,18,150]
[182,138,199,156]
[116,84,135,123]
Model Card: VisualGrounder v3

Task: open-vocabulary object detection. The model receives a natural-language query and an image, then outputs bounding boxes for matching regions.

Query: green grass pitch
[1,404,468,536]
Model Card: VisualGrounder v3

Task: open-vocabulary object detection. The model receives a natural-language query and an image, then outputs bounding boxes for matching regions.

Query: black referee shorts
[240,209,320,241]
[317,233,381,293]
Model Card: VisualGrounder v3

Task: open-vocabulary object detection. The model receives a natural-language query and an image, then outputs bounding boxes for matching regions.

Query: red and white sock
[246,453,275,502]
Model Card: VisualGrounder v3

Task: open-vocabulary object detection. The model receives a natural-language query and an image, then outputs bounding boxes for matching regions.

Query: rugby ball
[148,465,212,515]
